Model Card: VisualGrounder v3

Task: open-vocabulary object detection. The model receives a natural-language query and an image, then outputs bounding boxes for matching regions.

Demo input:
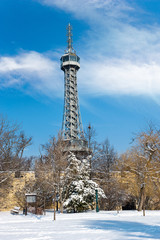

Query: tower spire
[67,23,73,53]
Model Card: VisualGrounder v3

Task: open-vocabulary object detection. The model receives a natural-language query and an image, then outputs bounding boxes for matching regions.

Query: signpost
[25,193,37,215]
[95,189,99,212]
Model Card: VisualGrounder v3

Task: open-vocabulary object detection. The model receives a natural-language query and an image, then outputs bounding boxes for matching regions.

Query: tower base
[63,139,89,159]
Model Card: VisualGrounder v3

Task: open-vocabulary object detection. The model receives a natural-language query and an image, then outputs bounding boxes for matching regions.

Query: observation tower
[60,24,88,157]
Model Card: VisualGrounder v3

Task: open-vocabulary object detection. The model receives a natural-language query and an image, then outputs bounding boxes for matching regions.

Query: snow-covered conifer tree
[63,153,105,212]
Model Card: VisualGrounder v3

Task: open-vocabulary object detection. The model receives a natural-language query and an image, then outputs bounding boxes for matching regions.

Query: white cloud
[79,58,160,96]
[1,0,160,100]
[35,0,160,99]
[1,51,160,99]
[38,0,133,22]
[0,51,63,97]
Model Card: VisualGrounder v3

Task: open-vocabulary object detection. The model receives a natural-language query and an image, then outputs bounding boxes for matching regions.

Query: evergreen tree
[63,153,105,212]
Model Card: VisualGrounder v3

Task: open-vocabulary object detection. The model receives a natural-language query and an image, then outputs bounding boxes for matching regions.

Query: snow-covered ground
[0,210,160,240]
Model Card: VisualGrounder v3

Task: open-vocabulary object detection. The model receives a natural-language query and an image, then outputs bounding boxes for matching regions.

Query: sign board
[26,194,37,203]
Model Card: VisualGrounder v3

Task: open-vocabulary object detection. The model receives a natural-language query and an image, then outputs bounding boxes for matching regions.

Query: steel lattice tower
[60,24,88,156]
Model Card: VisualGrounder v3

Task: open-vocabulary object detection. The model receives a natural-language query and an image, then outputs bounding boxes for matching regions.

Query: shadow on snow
[85,219,160,239]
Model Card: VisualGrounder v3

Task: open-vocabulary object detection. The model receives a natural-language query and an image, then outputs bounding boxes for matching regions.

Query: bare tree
[0,116,32,187]
[92,139,123,210]
[35,132,68,212]
[120,124,160,215]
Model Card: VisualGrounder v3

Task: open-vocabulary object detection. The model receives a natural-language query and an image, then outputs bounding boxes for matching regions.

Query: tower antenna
[67,23,73,53]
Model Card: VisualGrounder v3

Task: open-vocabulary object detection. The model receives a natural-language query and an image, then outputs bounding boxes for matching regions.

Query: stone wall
[0,171,35,211]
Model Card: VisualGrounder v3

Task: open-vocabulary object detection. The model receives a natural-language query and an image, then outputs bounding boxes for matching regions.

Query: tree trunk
[143,202,145,216]
[143,186,146,216]
[53,192,56,221]
[59,190,63,213]
[138,184,145,212]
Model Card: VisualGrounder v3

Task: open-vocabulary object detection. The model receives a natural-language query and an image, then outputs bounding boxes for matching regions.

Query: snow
[0,210,160,240]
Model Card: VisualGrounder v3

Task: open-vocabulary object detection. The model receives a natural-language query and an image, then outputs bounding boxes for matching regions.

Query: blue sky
[1,0,160,156]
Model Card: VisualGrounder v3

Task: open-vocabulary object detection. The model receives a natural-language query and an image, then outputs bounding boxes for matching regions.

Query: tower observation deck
[60,24,88,157]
